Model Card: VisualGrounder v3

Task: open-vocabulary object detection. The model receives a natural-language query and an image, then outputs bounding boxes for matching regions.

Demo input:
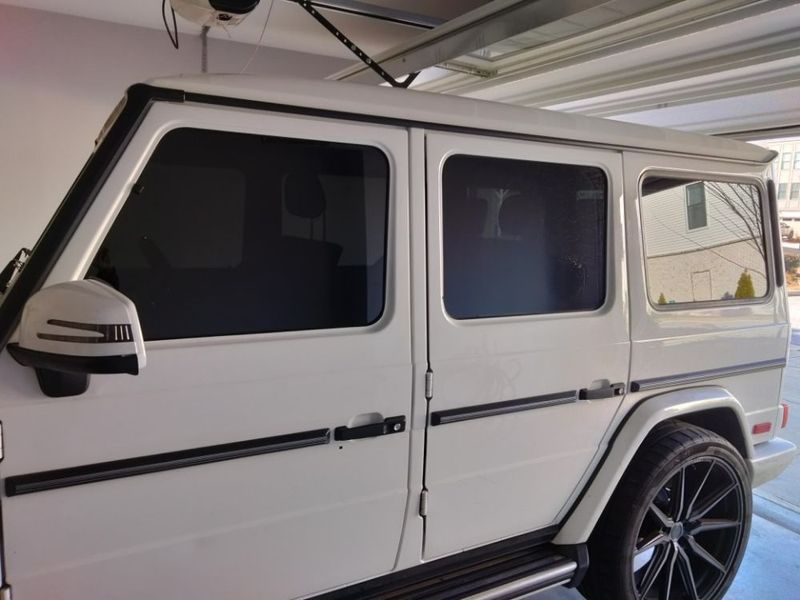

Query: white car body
[0,75,794,600]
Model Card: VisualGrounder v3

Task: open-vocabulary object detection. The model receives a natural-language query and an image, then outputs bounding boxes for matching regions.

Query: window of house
[792,183,800,200]
[442,154,607,319]
[87,128,389,340]
[779,183,788,199]
[641,177,768,306]
[794,152,800,170]
[782,153,792,169]
[686,182,708,230]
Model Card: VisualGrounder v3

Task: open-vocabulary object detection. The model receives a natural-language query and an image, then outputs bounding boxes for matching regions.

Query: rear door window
[441,154,608,319]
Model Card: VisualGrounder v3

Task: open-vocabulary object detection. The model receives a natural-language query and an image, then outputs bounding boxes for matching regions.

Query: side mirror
[7,279,146,397]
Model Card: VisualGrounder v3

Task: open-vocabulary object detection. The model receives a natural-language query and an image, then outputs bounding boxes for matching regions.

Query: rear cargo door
[624,151,788,443]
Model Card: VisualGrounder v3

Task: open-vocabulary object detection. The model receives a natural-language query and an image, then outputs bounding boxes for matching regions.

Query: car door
[624,152,788,443]
[423,132,629,559]
[0,102,412,599]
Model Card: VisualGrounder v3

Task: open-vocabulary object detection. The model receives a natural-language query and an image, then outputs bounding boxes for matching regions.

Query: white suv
[0,75,795,600]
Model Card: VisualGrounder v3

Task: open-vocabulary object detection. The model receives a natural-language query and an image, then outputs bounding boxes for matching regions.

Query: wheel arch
[554,385,752,545]
[678,406,749,459]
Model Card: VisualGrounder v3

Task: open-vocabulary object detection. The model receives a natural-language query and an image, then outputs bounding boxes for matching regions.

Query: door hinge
[0,421,4,462]
[419,489,428,517]
[425,369,434,400]
[0,583,12,600]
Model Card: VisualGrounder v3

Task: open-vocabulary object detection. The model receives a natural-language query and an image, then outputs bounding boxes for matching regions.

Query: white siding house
[641,180,767,303]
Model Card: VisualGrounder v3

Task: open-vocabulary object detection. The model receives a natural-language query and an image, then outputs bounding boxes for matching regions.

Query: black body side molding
[5,428,330,497]
[430,391,578,426]
[630,358,786,393]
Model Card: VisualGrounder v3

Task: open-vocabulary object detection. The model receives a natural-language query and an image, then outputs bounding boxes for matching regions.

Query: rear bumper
[750,437,797,488]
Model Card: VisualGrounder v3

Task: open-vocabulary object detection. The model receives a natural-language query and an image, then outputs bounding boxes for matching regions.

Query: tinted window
[88,128,389,340]
[442,154,607,319]
[641,177,767,305]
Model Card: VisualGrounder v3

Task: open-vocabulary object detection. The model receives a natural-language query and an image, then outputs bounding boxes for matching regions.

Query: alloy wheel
[632,457,746,600]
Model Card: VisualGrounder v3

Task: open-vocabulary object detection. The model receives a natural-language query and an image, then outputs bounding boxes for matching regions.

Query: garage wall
[0,4,350,261]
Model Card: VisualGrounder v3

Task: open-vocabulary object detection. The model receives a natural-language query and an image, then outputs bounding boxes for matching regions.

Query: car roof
[146,74,775,165]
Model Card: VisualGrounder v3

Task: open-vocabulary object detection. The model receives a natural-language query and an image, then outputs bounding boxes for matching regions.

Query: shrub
[785,255,800,273]
[734,270,755,299]
[657,292,667,305]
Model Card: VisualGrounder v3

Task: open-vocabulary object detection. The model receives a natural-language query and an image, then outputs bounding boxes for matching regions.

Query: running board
[313,531,586,600]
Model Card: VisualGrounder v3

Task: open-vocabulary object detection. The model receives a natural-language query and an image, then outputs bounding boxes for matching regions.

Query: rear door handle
[334,416,406,441]
[579,382,625,400]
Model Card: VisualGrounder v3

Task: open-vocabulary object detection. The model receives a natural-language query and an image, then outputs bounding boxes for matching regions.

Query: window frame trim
[638,168,774,312]
[78,121,396,344]
[438,151,613,322]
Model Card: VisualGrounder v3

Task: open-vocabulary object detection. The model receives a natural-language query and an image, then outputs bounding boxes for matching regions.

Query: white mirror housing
[8,279,146,396]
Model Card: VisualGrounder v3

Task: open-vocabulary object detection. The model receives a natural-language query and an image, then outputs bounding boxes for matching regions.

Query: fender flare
[553,385,751,545]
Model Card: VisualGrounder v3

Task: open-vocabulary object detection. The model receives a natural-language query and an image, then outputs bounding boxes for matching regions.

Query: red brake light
[752,422,772,435]
[781,403,790,429]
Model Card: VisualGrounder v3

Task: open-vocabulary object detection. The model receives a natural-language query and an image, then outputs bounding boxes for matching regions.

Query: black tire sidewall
[585,427,752,600]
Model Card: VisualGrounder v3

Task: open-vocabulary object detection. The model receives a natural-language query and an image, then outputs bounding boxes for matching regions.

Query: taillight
[781,402,790,429]
[752,422,772,435]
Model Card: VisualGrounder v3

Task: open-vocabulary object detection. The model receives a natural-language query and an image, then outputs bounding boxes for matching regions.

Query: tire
[580,420,752,600]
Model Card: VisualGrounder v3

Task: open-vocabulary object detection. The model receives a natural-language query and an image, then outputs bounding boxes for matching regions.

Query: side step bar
[463,560,576,600]
[313,530,586,600]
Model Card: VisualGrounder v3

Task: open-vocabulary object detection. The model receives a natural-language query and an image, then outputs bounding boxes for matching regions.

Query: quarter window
[88,128,389,340]
[641,177,767,305]
[442,154,607,319]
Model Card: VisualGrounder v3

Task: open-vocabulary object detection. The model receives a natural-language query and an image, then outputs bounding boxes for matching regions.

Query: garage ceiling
[4,0,800,134]
[398,0,800,134]
[0,0,490,58]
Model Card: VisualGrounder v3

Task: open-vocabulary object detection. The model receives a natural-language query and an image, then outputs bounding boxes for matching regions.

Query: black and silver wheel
[581,421,751,600]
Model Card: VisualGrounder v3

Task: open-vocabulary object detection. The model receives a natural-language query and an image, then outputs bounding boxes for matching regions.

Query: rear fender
[554,386,751,545]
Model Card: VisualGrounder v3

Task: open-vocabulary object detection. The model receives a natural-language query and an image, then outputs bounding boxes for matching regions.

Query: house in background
[641,179,767,304]
[760,139,800,238]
